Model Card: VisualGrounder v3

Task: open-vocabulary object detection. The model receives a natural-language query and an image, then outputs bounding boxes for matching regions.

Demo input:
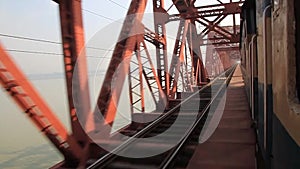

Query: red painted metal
[136,44,145,112]
[171,0,210,85]
[153,0,170,102]
[144,27,166,46]
[58,0,93,148]
[205,26,240,77]
[0,44,83,163]
[129,40,166,112]
[183,1,242,48]
[169,20,190,98]
[196,1,242,17]
[96,0,148,125]
[187,20,208,84]
[0,0,244,167]
[140,40,166,106]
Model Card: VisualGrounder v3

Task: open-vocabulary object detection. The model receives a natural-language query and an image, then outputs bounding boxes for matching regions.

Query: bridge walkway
[186,65,256,169]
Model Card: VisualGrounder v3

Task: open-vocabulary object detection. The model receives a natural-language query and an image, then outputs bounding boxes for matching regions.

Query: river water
[0,73,136,168]
[0,78,69,168]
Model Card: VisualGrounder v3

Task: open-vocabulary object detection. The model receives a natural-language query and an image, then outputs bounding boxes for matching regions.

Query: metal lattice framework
[0,0,243,167]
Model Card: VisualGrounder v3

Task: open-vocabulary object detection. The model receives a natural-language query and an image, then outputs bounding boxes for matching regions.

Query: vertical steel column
[128,65,134,114]
[141,41,166,106]
[136,44,146,112]
[187,1,207,85]
[187,20,208,84]
[153,0,170,100]
[230,0,237,35]
[128,42,146,113]
[169,20,189,98]
[58,0,92,145]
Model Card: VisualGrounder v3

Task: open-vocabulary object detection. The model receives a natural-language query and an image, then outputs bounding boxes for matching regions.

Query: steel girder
[186,20,208,84]
[171,0,209,85]
[58,0,93,149]
[169,20,190,98]
[0,44,84,163]
[170,0,242,46]
[153,0,170,100]
[0,1,244,167]
[129,40,166,112]
[95,0,148,125]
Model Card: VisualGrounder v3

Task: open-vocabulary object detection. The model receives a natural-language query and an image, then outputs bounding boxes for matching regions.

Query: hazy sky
[0,0,130,74]
[0,0,237,74]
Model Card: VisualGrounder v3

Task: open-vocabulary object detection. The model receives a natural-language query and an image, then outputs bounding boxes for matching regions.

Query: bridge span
[1,0,300,168]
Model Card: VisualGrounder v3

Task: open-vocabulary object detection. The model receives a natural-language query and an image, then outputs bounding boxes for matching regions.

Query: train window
[295,0,300,101]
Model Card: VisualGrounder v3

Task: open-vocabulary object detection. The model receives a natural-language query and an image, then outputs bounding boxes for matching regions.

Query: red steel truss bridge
[0,0,246,168]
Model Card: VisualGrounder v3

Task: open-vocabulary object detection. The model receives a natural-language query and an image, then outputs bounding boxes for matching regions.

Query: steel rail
[88,65,237,169]
[160,64,237,169]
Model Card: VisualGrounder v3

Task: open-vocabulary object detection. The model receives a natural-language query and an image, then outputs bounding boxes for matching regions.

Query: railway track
[88,65,237,169]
